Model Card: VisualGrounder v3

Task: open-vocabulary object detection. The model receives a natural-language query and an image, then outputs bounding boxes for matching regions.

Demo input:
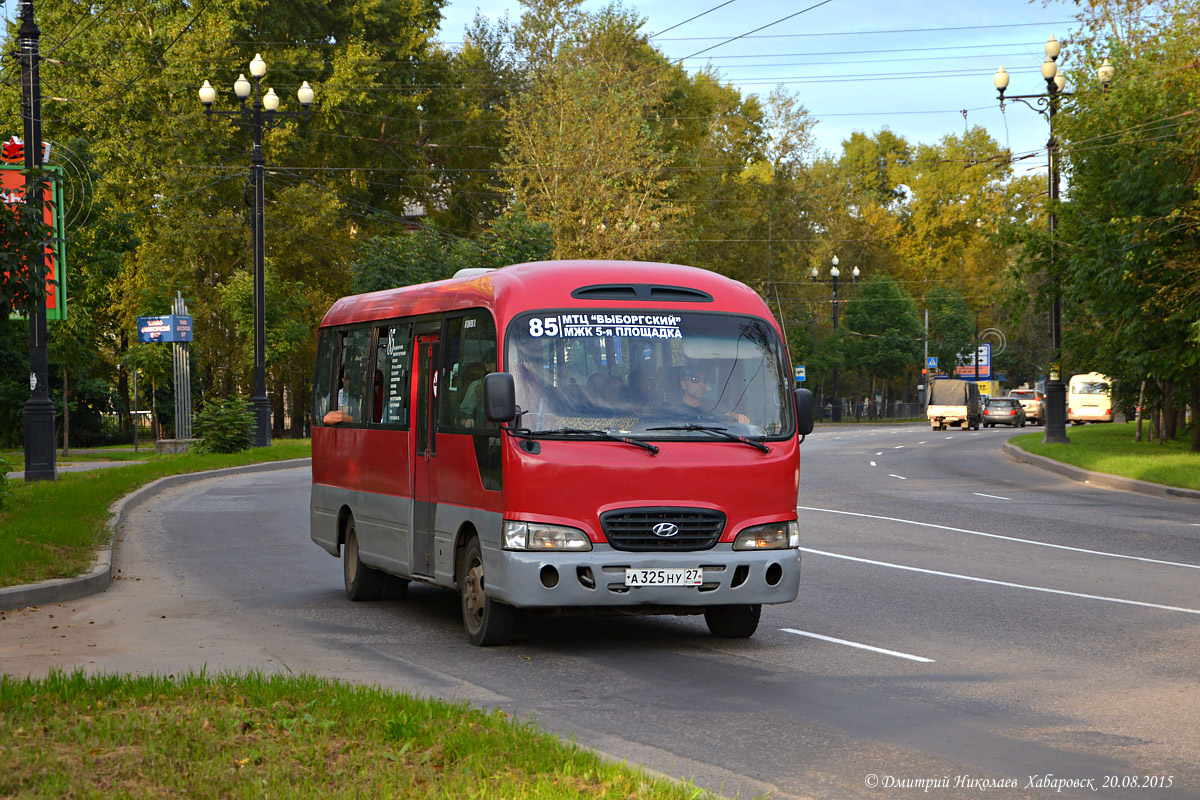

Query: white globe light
[234,74,251,99]
[1041,57,1058,80]
[198,80,216,106]
[993,66,1010,91]
[1045,35,1061,60]
[250,53,267,78]
[263,88,280,111]
[297,80,314,107]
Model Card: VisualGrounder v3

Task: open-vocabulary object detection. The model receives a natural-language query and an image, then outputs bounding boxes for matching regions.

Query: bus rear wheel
[459,537,515,646]
[705,604,761,638]
[343,519,388,601]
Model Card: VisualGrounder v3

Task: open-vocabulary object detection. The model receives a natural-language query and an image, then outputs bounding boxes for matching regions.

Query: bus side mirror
[794,388,814,436]
[483,372,517,423]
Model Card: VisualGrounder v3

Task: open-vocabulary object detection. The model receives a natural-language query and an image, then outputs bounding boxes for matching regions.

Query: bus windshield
[506,311,794,439]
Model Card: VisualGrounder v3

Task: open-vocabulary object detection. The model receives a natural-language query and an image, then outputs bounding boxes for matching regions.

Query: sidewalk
[5,460,149,481]
[0,458,312,612]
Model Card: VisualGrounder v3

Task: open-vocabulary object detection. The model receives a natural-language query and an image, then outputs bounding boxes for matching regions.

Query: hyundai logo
[651,522,680,538]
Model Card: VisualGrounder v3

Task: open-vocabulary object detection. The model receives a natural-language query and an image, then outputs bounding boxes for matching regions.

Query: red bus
[311,260,814,645]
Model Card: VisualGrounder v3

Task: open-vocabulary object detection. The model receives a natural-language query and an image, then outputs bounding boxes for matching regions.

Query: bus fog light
[733,520,799,550]
[503,521,592,551]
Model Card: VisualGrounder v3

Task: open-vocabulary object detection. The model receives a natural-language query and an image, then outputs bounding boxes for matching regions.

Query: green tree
[1054,0,1200,446]
[843,274,923,401]
[923,286,974,380]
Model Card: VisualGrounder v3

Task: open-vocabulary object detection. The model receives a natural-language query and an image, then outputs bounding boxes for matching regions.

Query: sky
[436,0,1089,173]
[3,0,1092,174]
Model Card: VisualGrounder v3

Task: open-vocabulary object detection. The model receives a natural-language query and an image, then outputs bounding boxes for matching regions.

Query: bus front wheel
[459,537,515,646]
[705,604,761,638]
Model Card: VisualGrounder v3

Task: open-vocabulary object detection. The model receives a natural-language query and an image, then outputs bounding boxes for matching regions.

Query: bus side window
[441,312,497,432]
[337,328,372,425]
[313,330,338,425]
[370,323,411,428]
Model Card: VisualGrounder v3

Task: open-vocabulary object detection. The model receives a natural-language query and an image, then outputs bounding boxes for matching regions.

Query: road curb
[0,457,312,613]
[1001,443,1200,501]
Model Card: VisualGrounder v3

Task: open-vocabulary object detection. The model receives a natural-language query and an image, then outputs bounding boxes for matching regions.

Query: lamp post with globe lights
[811,255,859,422]
[199,55,314,447]
[992,37,1114,445]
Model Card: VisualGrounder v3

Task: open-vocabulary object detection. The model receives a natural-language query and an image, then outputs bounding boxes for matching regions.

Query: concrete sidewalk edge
[1001,442,1200,501]
[0,458,313,613]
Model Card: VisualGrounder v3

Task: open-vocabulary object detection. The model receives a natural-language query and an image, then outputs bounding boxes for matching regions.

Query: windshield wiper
[528,427,660,454]
[645,424,770,453]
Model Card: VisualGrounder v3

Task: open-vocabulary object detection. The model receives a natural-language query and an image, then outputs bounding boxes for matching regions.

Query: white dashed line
[889,474,907,480]
[893,445,904,449]
[796,506,1200,570]
[870,461,877,467]
[800,548,1200,616]
[781,628,935,663]
[973,492,1010,500]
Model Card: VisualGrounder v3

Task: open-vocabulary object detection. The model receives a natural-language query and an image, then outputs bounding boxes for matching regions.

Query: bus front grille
[600,508,725,551]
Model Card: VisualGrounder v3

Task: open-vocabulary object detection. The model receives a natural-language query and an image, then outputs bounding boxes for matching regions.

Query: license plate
[625,568,703,587]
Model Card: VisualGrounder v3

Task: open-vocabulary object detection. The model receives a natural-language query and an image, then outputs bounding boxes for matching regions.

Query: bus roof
[319,260,774,330]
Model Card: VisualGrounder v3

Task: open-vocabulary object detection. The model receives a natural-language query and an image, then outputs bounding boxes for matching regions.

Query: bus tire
[705,604,761,638]
[343,519,386,602]
[459,537,515,646]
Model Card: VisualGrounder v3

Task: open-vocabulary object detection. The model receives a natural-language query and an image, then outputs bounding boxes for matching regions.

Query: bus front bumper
[485,544,801,610]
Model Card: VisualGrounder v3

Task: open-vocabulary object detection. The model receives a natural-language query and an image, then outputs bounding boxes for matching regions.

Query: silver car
[983,397,1027,428]
[1007,389,1045,426]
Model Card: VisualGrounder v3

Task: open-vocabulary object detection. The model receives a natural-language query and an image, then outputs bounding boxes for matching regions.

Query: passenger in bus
[323,368,359,425]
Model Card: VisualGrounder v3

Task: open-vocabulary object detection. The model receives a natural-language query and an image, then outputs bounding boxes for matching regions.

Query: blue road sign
[926,356,938,369]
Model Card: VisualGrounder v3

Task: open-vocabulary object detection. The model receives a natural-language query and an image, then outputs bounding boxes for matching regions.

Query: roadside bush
[193,398,253,454]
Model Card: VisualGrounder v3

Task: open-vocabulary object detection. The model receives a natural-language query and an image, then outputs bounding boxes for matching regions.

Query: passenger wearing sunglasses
[664,367,751,425]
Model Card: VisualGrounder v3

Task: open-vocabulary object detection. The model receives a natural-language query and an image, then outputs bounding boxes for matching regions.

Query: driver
[660,363,750,425]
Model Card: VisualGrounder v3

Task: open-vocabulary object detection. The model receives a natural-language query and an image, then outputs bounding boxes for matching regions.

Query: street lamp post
[993,37,1114,445]
[18,0,56,482]
[812,255,859,423]
[199,55,314,447]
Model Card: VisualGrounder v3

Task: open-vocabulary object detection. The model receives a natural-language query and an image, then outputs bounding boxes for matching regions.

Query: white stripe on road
[780,628,935,663]
[972,492,1010,500]
[800,548,1200,615]
[889,474,907,480]
[894,445,905,449]
[796,506,1200,570]
[870,461,877,467]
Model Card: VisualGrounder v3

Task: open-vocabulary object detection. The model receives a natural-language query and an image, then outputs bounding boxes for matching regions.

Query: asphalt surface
[2,424,1198,800]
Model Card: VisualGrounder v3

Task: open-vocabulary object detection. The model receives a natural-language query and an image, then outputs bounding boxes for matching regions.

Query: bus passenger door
[412,334,440,577]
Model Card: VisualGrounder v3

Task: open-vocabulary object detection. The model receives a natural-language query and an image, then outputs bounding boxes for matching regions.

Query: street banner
[3,136,67,321]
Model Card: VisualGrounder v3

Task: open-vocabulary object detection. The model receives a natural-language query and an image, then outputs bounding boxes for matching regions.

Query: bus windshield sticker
[527,313,682,340]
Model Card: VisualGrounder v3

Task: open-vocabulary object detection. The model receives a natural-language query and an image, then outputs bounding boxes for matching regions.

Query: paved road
[2,424,1197,799]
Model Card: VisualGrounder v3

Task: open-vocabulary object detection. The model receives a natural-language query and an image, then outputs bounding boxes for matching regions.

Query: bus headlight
[733,520,799,550]
[503,521,593,551]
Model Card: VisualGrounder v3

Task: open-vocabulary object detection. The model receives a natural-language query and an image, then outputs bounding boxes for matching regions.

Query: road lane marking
[796,505,1200,570]
[870,461,877,467]
[973,492,1010,500]
[876,452,883,456]
[889,474,907,480]
[894,445,905,449]
[945,436,953,439]
[780,628,934,663]
[801,548,1200,615]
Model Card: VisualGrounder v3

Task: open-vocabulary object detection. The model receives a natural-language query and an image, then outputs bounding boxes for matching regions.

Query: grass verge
[1008,422,1200,490]
[0,440,311,588]
[0,670,713,800]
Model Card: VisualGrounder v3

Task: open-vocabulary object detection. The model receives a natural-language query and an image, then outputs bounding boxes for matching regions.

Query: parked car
[1007,388,1045,426]
[983,397,1027,428]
